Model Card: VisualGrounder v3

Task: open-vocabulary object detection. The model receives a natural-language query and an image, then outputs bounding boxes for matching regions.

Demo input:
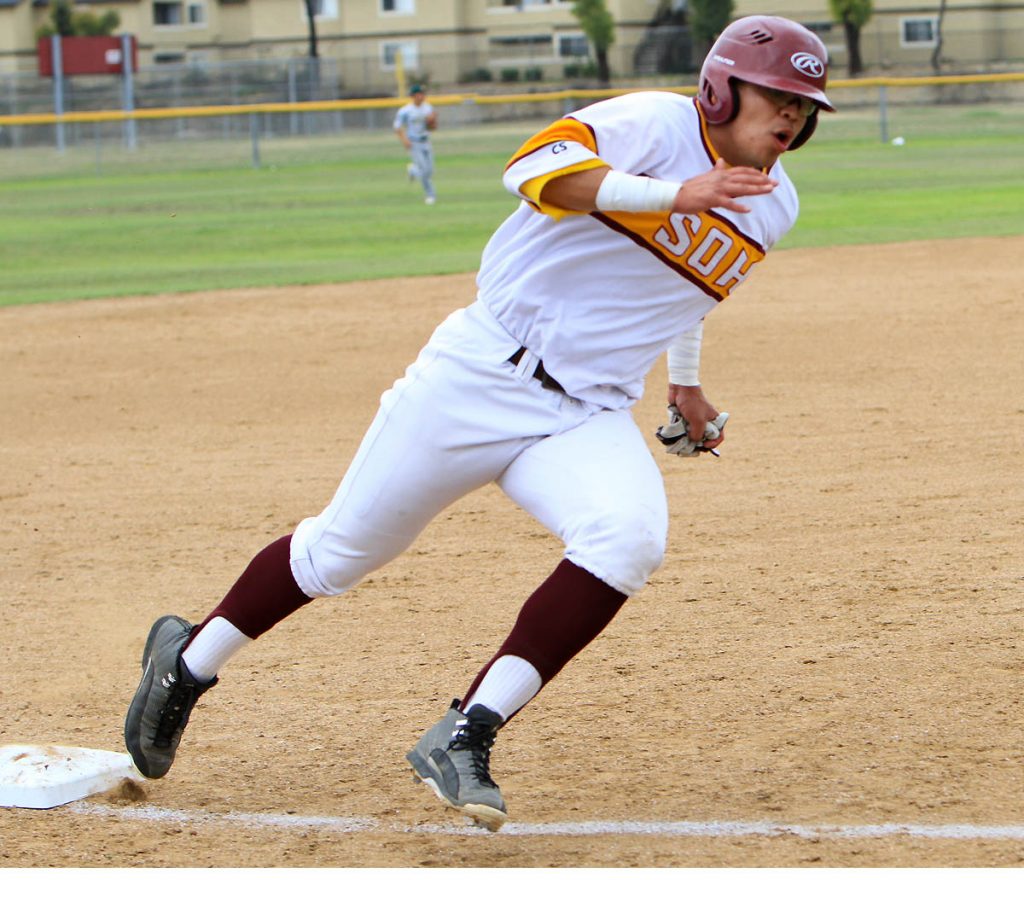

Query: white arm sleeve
[667,320,704,386]
[595,170,682,213]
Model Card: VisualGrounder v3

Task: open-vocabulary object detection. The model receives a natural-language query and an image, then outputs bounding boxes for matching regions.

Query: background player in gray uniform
[394,84,437,205]
[125,17,833,832]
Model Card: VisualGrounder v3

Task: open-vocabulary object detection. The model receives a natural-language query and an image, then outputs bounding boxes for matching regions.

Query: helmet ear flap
[727,78,740,123]
[700,75,740,125]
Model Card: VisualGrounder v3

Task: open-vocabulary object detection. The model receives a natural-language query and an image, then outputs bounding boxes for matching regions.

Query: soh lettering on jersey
[597,209,766,302]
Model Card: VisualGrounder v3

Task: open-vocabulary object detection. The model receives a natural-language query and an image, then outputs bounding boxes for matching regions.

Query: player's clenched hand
[668,383,723,447]
[672,158,777,215]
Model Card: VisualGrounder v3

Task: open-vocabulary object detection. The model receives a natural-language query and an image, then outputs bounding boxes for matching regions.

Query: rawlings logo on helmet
[790,52,825,78]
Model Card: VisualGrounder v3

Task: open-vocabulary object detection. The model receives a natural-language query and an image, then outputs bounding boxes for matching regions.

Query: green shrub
[563,61,599,80]
[499,68,520,82]
[73,10,121,36]
[36,0,120,38]
[461,67,493,83]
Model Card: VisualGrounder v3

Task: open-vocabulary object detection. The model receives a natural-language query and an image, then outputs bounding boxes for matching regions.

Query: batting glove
[655,407,729,457]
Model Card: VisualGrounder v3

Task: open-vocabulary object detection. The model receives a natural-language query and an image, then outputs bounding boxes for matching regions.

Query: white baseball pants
[409,140,435,199]
[290,301,668,598]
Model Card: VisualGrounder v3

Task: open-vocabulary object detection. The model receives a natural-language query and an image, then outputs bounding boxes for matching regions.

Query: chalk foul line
[64,802,1024,841]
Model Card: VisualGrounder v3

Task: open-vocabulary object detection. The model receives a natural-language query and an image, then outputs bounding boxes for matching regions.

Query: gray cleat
[406,699,508,831]
[124,615,217,779]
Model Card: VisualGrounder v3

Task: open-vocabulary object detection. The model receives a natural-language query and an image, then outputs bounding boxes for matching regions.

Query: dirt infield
[1,237,1022,868]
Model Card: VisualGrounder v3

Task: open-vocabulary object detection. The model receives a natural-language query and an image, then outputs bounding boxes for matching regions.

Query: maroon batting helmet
[698,16,835,150]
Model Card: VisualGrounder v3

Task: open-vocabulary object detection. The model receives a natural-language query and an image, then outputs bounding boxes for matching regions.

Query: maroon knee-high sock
[462,559,628,711]
[192,534,312,641]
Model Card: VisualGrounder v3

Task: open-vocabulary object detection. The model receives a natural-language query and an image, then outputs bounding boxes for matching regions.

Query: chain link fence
[1,22,1022,159]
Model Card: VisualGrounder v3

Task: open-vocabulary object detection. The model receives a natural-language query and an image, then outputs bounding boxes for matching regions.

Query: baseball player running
[394,83,437,204]
[125,17,833,832]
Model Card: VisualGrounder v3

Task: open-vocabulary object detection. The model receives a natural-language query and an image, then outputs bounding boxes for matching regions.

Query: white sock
[464,655,542,722]
[181,616,252,682]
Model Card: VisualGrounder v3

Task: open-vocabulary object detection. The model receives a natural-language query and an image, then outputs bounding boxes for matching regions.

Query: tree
[689,0,734,57]
[73,11,122,36]
[571,0,615,86]
[37,0,120,38]
[303,0,320,60]
[652,0,686,25]
[828,0,873,77]
[38,0,74,38]
[931,0,947,73]
[302,0,321,100]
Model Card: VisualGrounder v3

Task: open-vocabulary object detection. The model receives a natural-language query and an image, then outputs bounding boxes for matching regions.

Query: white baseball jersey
[393,100,435,143]
[477,91,799,409]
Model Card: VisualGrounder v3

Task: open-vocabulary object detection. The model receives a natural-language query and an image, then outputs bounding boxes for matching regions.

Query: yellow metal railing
[1,72,1022,128]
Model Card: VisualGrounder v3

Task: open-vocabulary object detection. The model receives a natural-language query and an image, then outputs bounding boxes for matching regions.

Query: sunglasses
[750,84,817,118]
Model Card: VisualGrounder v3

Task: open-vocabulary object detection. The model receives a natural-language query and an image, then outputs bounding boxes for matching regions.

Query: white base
[0,744,144,809]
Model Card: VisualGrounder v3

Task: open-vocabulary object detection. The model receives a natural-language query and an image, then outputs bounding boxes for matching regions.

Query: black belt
[508,346,565,394]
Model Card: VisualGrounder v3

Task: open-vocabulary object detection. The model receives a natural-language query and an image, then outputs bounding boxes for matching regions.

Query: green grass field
[1,104,1022,307]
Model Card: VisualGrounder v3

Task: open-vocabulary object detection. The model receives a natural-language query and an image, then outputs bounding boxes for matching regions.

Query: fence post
[250,112,261,168]
[878,84,889,144]
[174,67,185,138]
[5,73,18,147]
[51,34,65,152]
[94,119,102,173]
[288,58,298,135]
[121,34,137,151]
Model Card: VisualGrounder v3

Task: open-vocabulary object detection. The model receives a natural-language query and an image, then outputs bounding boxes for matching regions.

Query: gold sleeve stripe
[504,116,599,171]
[519,158,609,220]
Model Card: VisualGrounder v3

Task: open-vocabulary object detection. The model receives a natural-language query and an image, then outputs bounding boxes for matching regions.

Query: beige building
[754,0,1024,76]
[2,0,1022,81]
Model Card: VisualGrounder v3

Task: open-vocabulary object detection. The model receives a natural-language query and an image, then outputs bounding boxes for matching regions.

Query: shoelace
[153,680,199,748]
[449,718,498,788]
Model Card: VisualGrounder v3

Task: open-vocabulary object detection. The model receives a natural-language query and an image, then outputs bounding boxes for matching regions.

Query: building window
[153,2,182,26]
[381,41,419,71]
[900,17,938,47]
[306,0,338,19]
[557,33,589,58]
[154,1,206,26]
[380,0,415,14]
[489,34,554,60]
[490,0,564,7]
[802,22,834,40]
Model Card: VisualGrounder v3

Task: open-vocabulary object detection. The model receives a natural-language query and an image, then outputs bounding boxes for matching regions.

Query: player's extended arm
[541,158,777,215]
[395,124,411,150]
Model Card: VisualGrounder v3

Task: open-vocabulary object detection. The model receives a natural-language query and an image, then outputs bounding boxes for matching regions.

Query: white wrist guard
[667,321,704,387]
[595,170,682,213]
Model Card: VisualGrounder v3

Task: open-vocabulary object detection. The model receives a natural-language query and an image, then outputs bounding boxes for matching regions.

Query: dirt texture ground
[1,237,1022,869]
